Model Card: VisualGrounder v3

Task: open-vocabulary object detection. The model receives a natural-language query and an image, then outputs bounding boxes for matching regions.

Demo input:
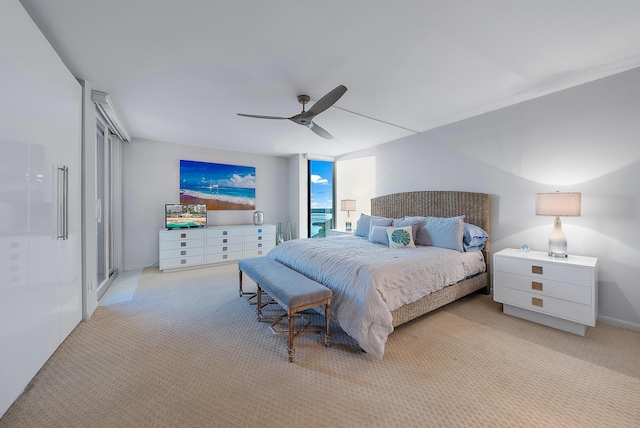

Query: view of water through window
[309,160,334,238]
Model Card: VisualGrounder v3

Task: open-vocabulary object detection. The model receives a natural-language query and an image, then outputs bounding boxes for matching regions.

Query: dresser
[159,224,276,271]
[493,248,598,336]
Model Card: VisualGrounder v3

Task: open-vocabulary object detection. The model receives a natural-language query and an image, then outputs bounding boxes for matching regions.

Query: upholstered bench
[238,257,331,362]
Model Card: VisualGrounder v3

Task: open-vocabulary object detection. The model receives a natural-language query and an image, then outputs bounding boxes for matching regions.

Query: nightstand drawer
[161,247,205,259]
[206,228,243,238]
[494,271,591,305]
[494,286,595,326]
[495,256,591,286]
[207,235,243,246]
[206,252,242,264]
[160,255,205,270]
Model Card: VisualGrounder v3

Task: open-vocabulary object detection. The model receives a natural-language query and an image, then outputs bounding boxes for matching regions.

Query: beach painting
[179,160,256,210]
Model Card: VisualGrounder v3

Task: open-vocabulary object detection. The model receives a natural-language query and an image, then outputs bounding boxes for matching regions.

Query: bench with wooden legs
[238,257,331,362]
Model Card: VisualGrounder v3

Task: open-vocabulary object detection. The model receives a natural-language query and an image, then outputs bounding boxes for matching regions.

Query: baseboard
[597,315,640,333]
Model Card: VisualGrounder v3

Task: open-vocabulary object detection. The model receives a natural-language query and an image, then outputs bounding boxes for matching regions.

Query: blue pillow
[355,214,394,238]
[369,217,392,237]
[405,215,465,252]
[463,223,489,252]
[368,225,390,245]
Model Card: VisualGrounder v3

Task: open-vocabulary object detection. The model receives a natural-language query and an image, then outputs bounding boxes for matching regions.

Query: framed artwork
[179,160,256,210]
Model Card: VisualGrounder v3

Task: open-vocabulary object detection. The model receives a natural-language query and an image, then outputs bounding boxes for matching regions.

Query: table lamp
[536,192,581,257]
[341,199,356,231]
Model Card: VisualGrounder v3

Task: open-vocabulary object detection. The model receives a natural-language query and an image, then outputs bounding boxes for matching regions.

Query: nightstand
[493,248,598,336]
[327,229,355,237]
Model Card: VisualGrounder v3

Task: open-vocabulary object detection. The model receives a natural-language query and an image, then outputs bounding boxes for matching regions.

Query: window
[308,160,334,238]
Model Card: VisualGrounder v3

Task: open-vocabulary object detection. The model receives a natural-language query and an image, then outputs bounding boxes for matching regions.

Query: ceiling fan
[237,85,347,139]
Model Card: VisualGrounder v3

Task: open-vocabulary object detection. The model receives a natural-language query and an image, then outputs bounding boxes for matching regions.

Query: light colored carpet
[1,263,639,427]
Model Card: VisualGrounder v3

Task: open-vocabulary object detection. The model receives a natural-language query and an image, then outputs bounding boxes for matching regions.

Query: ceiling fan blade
[237,113,288,120]
[306,85,347,116]
[309,121,333,140]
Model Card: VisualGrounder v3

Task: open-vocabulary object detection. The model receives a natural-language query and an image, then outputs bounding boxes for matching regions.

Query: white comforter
[267,235,486,359]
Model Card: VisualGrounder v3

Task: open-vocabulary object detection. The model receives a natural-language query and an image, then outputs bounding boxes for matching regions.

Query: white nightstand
[493,248,598,336]
[327,229,355,237]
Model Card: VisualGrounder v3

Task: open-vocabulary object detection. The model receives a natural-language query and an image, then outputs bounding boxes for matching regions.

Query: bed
[267,191,491,359]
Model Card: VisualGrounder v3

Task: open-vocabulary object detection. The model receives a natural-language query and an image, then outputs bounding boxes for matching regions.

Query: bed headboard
[370,190,491,258]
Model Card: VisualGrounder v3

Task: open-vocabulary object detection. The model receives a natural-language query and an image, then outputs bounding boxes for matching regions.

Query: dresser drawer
[206,252,242,264]
[161,238,205,251]
[244,233,275,244]
[160,229,205,241]
[206,227,243,238]
[206,243,243,255]
[207,235,243,246]
[495,256,591,286]
[244,249,269,258]
[494,271,591,305]
[160,255,205,270]
[494,286,595,326]
[161,247,205,260]
[244,241,275,251]
[244,225,276,236]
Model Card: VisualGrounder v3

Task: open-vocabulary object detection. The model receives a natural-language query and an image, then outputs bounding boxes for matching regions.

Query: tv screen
[165,204,207,229]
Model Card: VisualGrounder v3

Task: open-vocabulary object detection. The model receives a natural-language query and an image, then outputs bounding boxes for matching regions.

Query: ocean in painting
[180,160,256,209]
[180,184,255,206]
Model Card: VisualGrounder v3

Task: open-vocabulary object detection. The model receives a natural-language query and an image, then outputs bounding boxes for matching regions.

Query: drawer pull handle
[532,281,543,291]
[223,231,228,235]
[223,238,227,243]
[258,236,262,240]
[223,254,228,259]
[181,259,187,264]
[223,247,227,251]
[532,297,543,307]
[181,242,186,247]
[532,265,543,275]
[258,228,262,233]
[258,250,263,255]
[258,243,262,248]
[181,250,186,256]
[181,233,186,238]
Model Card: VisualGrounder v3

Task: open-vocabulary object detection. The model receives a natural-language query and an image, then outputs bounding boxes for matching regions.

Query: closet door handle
[57,166,69,240]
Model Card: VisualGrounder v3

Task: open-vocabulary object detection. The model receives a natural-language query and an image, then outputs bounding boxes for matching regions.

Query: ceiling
[19,0,640,158]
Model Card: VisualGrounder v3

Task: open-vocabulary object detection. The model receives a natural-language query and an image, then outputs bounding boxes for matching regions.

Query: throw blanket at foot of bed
[238,257,332,362]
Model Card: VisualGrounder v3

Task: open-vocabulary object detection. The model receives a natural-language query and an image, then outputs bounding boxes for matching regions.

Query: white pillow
[386,226,416,249]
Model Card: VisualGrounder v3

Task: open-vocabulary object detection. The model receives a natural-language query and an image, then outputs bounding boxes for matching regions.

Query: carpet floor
[1,263,639,427]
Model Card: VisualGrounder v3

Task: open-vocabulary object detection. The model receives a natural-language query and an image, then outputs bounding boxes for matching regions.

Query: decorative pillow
[391,218,421,243]
[463,223,489,252]
[368,225,389,245]
[354,214,392,238]
[369,217,393,237]
[386,226,416,249]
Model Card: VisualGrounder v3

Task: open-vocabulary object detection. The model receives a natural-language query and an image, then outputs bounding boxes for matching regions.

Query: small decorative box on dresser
[159,224,276,271]
[493,248,598,336]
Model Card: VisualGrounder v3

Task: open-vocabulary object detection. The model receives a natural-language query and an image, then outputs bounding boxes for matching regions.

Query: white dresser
[159,224,276,271]
[493,248,598,336]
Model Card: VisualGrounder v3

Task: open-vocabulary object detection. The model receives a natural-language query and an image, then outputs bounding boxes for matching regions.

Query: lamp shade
[536,193,581,216]
[341,199,356,212]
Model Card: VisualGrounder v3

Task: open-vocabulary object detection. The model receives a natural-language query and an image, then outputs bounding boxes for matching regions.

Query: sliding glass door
[96,118,117,298]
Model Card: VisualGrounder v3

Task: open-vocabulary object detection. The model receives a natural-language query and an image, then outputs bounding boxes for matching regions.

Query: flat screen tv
[165,204,207,229]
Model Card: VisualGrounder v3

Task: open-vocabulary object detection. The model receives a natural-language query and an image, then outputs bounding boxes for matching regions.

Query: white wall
[122,138,290,270]
[338,66,640,331]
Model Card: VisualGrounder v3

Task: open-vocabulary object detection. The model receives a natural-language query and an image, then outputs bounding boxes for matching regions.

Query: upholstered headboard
[370,190,491,262]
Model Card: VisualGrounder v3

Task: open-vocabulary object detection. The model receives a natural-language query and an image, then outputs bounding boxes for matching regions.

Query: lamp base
[548,216,568,258]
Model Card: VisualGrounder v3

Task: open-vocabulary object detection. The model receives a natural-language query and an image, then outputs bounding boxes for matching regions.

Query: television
[165,204,207,229]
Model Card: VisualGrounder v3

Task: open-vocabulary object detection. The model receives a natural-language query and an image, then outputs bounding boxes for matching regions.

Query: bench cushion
[238,257,331,309]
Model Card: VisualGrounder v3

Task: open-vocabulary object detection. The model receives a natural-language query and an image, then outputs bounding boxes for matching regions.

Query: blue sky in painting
[180,160,255,189]
[310,160,333,209]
